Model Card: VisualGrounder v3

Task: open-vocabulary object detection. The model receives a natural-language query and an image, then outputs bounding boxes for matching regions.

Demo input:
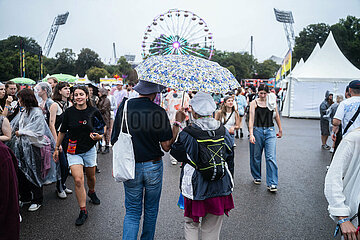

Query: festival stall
[282,32,360,118]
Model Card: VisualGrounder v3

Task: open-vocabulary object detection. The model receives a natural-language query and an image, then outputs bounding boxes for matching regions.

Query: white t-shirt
[223,111,236,132]
[333,96,360,136]
[128,90,139,99]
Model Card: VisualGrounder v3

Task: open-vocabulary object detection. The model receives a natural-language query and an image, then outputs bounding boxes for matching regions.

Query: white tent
[282,32,360,118]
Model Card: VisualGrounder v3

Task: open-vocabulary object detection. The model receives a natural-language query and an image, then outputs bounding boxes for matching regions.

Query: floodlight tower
[43,12,69,56]
[274,8,295,50]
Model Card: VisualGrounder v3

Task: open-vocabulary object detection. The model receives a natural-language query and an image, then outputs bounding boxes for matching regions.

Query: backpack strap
[223,110,234,125]
[343,105,360,135]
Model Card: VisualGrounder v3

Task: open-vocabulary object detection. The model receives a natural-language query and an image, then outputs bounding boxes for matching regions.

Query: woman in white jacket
[324,127,360,240]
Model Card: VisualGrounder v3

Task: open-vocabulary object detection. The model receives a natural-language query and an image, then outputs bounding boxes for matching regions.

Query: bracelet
[173,121,183,130]
[334,218,350,237]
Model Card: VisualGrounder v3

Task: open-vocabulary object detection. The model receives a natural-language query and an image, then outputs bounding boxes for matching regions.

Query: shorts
[320,119,330,136]
[67,146,97,167]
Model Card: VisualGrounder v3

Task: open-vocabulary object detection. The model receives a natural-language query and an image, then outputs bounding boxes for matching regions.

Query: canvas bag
[112,100,135,182]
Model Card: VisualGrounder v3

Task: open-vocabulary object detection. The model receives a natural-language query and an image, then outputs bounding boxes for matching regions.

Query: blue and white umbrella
[135,55,240,93]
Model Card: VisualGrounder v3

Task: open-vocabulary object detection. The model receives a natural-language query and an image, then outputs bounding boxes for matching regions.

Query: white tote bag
[112,100,135,182]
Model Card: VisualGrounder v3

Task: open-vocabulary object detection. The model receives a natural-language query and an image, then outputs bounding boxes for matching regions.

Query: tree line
[0,15,358,83]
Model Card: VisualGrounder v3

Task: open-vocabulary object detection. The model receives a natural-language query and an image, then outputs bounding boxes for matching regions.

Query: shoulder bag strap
[121,100,129,134]
[343,105,360,135]
[223,110,234,125]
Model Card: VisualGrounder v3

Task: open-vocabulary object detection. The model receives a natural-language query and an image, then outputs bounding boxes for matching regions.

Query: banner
[281,49,292,76]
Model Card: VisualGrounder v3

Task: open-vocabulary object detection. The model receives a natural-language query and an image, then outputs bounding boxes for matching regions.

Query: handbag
[112,100,135,182]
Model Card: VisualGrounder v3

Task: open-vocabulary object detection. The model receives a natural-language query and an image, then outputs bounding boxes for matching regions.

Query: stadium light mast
[274,8,295,50]
[43,12,69,56]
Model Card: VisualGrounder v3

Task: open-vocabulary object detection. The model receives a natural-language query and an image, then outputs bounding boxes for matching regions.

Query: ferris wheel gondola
[141,9,214,60]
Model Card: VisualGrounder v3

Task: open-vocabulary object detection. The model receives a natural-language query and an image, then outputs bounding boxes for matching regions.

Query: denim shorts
[67,146,97,167]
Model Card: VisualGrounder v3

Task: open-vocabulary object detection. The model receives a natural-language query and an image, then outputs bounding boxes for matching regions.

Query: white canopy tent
[282,32,360,118]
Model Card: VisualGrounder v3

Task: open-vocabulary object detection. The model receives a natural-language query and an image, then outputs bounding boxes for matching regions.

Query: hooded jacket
[170,118,234,201]
[320,90,332,118]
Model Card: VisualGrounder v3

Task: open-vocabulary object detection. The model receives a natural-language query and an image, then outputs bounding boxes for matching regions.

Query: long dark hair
[258,84,269,93]
[53,82,70,102]
[72,85,92,107]
[17,88,38,114]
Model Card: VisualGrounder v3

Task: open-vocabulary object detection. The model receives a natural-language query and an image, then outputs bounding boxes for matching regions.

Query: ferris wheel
[141,9,214,60]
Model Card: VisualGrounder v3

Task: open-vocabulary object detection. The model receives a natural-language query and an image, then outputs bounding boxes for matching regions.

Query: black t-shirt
[111,97,173,162]
[60,106,105,154]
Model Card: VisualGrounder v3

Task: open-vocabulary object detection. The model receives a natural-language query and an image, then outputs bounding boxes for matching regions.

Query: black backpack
[183,124,227,181]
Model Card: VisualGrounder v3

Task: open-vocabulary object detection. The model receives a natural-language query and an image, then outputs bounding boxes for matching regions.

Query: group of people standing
[1,75,285,240]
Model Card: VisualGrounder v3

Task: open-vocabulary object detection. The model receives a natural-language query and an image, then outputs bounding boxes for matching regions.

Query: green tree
[331,16,360,69]
[75,48,103,76]
[256,60,280,79]
[292,23,331,65]
[52,48,76,75]
[86,67,109,83]
[0,35,42,81]
[226,65,236,77]
[117,56,133,77]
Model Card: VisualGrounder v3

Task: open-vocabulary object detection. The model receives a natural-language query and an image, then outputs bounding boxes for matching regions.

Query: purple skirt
[184,195,234,223]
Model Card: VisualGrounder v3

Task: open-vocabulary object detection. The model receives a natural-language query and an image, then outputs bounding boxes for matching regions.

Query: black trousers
[18,170,43,204]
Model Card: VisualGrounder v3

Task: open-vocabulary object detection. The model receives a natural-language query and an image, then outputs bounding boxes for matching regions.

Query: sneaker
[88,192,100,205]
[97,147,103,154]
[96,167,101,173]
[57,190,67,199]
[235,134,239,139]
[75,210,88,226]
[64,188,73,194]
[322,144,331,150]
[253,179,261,185]
[233,143,237,147]
[267,185,278,192]
[240,132,244,138]
[28,203,41,212]
[102,146,110,154]
[329,147,334,153]
[19,214,22,223]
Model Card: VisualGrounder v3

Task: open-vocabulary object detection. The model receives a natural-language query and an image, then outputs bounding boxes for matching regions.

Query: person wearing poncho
[170,92,234,240]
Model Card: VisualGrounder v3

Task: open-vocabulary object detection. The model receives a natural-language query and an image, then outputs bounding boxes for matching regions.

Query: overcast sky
[1,0,359,64]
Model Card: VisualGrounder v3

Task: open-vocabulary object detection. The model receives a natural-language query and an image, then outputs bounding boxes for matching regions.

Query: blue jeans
[123,160,163,240]
[250,127,278,186]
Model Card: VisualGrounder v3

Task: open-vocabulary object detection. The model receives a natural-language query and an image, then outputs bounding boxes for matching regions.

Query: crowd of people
[0,76,359,240]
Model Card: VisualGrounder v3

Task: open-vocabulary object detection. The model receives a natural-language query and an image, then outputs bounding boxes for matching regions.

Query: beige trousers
[184,214,224,240]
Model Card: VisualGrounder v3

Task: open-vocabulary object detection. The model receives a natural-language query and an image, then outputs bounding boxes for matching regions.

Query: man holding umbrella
[111,80,186,240]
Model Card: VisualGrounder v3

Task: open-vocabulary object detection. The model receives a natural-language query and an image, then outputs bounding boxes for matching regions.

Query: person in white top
[127,82,139,99]
[113,82,127,115]
[324,127,360,240]
[333,80,360,139]
[215,95,240,176]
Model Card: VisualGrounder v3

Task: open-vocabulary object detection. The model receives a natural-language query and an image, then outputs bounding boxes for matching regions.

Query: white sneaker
[233,143,237,147]
[19,214,22,223]
[28,203,41,212]
[64,188,73,194]
[57,191,67,199]
[329,147,334,153]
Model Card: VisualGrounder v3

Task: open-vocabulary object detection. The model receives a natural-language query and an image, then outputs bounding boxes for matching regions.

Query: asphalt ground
[19,117,336,240]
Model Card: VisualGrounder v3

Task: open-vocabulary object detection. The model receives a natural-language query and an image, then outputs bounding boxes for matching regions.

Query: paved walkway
[19,117,335,239]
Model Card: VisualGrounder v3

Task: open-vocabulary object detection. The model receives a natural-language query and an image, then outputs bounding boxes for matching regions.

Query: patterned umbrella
[135,55,240,93]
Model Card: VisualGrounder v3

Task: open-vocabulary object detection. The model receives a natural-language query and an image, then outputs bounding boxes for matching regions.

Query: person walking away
[97,88,111,154]
[249,85,282,192]
[235,90,247,138]
[52,82,73,198]
[215,95,240,176]
[8,89,57,211]
[324,95,344,153]
[0,141,20,240]
[324,127,360,240]
[332,80,360,154]
[53,85,105,226]
[170,92,234,240]
[111,80,185,240]
[320,90,334,150]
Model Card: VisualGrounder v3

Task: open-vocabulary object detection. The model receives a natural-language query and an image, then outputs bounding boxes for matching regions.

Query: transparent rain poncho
[8,107,60,187]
